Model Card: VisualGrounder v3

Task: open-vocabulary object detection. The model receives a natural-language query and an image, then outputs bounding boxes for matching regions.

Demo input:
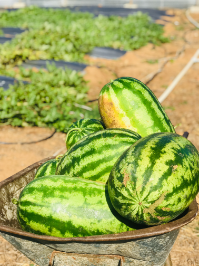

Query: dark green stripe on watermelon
[108,132,199,226]
[34,158,61,179]
[17,176,136,238]
[56,128,141,183]
[99,77,175,137]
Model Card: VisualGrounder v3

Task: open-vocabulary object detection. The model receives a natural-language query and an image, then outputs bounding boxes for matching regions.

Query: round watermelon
[108,132,199,226]
[34,157,61,179]
[65,118,105,150]
[57,128,141,183]
[98,77,175,137]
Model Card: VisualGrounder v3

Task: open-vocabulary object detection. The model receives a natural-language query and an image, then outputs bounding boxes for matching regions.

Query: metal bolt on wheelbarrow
[0,157,198,266]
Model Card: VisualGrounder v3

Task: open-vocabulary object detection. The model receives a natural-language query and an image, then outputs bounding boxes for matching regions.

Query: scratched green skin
[99,77,175,137]
[17,175,136,238]
[108,132,199,226]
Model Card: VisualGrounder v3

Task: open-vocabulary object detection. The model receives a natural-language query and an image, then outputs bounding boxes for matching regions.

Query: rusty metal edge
[0,157,198,243]
[48,251,125,266]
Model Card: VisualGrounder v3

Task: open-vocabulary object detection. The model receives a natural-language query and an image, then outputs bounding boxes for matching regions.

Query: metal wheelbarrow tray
[0,157,198,266]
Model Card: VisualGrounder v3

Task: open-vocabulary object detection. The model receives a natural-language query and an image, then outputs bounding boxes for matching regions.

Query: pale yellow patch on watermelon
[99,88,138,131]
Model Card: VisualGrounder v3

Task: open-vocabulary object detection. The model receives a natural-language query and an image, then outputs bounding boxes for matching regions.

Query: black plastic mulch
[67,7,174,21]
[0,27,26,43]
[0,75,29,91]
[20,60,88,72]
[1,27,26,36]
[0,36,13,44]
[21,48,127,70]
[0,60,87,91]
[6,7,174,21]
[89,47,126,59]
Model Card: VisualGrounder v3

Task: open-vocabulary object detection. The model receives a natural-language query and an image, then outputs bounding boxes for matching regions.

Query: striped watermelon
[56,128,141,183]
[66,119,105,150]
[98,77,175,137]
[17,175,135,238]
[34,157,61,179]
[108,132,199,226]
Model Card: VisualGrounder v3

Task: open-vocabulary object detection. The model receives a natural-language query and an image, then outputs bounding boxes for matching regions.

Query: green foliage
[0,7,169,131]
[0,7,169,66]
[0,7,93,29]
[0,65,96,131]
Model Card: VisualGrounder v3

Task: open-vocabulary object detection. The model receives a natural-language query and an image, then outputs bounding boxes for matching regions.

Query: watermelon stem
[183,132,189,139]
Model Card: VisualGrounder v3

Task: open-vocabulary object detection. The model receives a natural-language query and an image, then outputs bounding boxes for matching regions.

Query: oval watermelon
[17,175,135,238]
[108,132,199,226]
[34,157,61,179]
[98,77,175,137]
[66,119,105,150]
[56,128,141,183]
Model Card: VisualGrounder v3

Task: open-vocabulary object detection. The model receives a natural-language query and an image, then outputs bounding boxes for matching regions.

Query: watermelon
[56,128,141,183]
[98,77,175,137]
[108,132,199,226]
[66,119,105,150]
[17,175,135,238]
[34,157,61,179]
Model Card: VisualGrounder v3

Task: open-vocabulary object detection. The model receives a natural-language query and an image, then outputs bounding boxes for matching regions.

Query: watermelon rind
[66,118,105,150]
[17,175,136,238]
[56,128,141,183]
[99,77,175,137]
[108,132,199,226]
[34,157,61,179]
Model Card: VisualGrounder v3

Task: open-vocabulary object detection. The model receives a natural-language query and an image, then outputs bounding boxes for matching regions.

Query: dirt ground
[0,8,199,266]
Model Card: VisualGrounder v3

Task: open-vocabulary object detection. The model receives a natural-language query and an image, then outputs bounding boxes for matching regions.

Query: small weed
[195,226,199,234]
[162,84,168,89]
[146,59,159,64]
[174,123,181,129]
[170,36,176,41]
[176,25,185,31]
[163,106,175,111]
